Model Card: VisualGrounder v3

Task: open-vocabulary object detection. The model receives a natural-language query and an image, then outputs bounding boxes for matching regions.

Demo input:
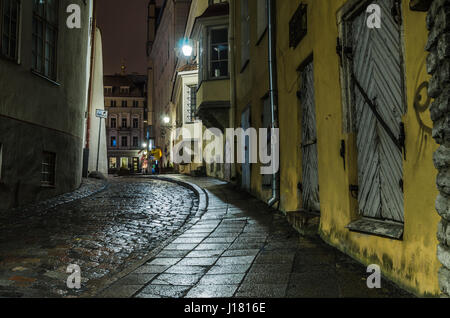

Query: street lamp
[178,37,194,59]
[163,116,170,125]
[182,44,193,57]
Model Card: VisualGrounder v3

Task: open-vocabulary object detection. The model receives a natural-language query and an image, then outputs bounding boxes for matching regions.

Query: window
[122,118,127,128]
[186,85,197,123]
[121,100,127,107]
[210,28,228,78]
[240,0,250,68]
[257,0,268,41]
[110,100,117,107]
[110,117,116,128]
[132,118,139,128]
[111,136,117,147]
[41,151,56,186]
[133,136,139,147]
[133,100,139,107]
[109,157,117,169]
[32,0,59,80]
[120,86,130,94]
[104,86,112,94]
[1,0,21,61]
[120,157,129,169]
[121,136,128,147]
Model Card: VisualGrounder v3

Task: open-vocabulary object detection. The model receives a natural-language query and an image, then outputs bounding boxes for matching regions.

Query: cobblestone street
[0,175,413,298]
[0,177,198,298]
[99,176,412,298]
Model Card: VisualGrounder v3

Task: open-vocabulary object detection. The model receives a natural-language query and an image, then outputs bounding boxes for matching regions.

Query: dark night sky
[97,0,157,76]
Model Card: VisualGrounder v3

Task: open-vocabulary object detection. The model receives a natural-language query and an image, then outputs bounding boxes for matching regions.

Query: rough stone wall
[426,0,450,297]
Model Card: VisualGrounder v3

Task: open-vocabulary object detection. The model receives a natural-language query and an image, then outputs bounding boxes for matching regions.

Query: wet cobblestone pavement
[99,176,412,298]
[0,177,198,298]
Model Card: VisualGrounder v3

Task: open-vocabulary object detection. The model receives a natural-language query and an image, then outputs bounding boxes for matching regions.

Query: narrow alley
[0,176,410,298]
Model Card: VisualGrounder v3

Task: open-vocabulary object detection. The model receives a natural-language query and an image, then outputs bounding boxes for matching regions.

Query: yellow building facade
[230,0,440,296]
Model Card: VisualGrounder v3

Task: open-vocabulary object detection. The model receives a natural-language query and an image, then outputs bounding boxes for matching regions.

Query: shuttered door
[301,62,320,213]
[351,0,405,222]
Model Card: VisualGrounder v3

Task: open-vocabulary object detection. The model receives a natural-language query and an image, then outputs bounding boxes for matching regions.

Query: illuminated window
[109,157,117,169]
[120,157,129,169]
[111,136,116,147]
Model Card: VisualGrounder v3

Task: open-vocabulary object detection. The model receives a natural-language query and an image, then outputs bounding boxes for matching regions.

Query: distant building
[104,74,147,174]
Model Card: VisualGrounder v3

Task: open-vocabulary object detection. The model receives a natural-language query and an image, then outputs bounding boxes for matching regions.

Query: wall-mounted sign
[96,109,108,119]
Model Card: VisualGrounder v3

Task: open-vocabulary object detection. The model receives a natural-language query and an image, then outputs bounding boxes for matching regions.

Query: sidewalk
[98,175,412,298]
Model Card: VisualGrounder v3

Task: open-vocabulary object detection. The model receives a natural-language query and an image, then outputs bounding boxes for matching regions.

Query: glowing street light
[182,44,193,57]
[163,116,170,124]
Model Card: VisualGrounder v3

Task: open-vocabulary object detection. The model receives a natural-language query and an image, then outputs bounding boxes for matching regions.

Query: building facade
[0,0,92,210]
[104,74,147,174]
[148,0,192,169]
[229,0,442,296]
[150,0,450,296]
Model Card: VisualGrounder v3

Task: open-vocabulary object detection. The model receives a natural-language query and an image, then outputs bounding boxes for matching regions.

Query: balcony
[195,79,230,131]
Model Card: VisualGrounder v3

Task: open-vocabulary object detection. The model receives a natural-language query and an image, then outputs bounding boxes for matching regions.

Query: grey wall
[0,0,91,210]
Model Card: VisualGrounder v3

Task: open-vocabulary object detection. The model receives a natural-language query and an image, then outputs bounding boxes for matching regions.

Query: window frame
[121,136,128,147]
[132,117,139,129]
[110,117,117,128]
[208,26,229,80]
[32,0,59,81]
[41,151,56,187]
[185,84,198,124]
[110,136,117,147]
[132,136,139,148]
[1,0,22,63]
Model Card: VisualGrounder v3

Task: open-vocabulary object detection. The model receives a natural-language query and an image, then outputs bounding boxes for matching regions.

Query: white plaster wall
[87,28,108,175]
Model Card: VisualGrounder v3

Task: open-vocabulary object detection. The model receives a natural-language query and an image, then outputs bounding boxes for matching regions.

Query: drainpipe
[267,0,279,207]
[229,0,237,182]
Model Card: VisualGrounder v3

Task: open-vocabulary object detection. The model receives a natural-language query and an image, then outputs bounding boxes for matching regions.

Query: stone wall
[427,0,450,297]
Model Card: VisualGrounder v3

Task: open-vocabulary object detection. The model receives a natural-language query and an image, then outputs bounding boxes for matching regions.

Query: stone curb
[87,175,210,298]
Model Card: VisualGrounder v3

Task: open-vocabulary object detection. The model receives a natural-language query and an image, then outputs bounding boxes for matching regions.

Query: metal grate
[41,151,56,186]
